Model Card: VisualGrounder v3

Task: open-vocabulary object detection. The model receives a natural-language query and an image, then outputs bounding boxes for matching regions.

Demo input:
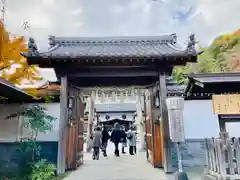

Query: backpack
[127,134,133,140]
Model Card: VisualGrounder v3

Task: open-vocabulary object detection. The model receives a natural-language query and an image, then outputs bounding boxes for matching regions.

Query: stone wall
[171,139,206,171]
[0,142,58,174]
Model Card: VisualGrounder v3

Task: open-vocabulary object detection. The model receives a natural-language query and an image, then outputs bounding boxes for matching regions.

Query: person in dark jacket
[121,127,127,154]
[102,125,110,157]
[110,123,122,157]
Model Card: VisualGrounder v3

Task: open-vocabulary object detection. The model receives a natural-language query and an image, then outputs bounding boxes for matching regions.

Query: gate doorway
[24,34,200,174]
[100,119,132,131]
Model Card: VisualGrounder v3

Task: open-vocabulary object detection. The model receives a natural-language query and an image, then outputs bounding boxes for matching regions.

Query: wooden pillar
[218,115,229,141]
[57,76,68,174]
[218,115,226,132]
[86,97,94,152]
[143,93,149,160]
[158,72,173,173]
[77,95,84,165]
[136,93,145,151]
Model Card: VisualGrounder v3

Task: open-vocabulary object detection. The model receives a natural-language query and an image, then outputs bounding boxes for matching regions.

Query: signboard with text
[166,97,185,143]
[212,94,240,115]
[168,109,185,142]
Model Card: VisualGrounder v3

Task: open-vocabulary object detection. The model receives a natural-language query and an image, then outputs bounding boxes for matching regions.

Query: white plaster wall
[183,100,220,138]
[0,103,60,142]
[23,103,60,141]
[0,104,21,142]
[226,122,240,137]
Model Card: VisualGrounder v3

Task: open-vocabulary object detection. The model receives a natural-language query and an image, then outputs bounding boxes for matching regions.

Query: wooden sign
[212,94,240,115]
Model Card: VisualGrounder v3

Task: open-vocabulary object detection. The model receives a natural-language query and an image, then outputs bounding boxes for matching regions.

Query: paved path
[64,143,170,180]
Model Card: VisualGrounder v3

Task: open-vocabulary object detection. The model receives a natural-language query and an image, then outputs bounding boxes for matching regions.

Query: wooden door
[66,124,77,170]
[65,87,84,170]
[152,124,163,167]
[145,89,164,168]
[145,91,154,164]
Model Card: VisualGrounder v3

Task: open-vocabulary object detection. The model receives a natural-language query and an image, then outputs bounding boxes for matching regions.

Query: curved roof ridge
[48,34,177,46]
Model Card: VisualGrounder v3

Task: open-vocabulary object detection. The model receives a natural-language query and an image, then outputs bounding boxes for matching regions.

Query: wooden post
[143,93,149,160]
[86,97,94,152]
[57,76,68,174]
[218,115,226,132]
[137,93,145,151]
[218,115,229,142]
[158,72,173,173]
[149,87,155,164]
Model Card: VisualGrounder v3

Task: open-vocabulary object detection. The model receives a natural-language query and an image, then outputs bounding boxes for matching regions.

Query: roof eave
[0,78,35,102]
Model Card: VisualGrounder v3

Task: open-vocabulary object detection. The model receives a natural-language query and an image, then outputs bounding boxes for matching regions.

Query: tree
[172,29,240,84]
[0,21,42,85]
[4,105,57,179]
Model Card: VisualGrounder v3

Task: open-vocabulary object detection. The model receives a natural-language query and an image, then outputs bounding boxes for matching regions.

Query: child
[92,126,102,160]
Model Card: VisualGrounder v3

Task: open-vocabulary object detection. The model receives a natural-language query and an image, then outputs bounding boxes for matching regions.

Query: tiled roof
[95,103,136,112]
[36,34,196,58]
[186,72,240,83]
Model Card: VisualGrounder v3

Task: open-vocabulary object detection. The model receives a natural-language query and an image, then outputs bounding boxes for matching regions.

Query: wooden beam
[68,71,158,78]
[72,65,155,69]
[57,76,68,174]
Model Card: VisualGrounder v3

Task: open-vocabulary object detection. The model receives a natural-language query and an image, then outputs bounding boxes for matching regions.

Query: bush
[30,159,56,180]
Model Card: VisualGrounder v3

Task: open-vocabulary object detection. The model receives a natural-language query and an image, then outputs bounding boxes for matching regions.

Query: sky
[2,0,240,84]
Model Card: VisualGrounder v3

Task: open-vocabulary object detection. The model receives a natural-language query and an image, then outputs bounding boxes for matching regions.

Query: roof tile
[38,34,193,58]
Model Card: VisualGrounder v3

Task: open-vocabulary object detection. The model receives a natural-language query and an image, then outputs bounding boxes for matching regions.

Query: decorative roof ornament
[170,33,177,44]
[49,35,56,46]
[185,33,196,54]
[28,37,39,56]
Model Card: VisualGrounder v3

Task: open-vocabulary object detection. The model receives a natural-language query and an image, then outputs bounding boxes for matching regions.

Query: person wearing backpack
[110,123,122,157]
[127,126,137,155]
[120,126,127,154]
[102,125,110,157]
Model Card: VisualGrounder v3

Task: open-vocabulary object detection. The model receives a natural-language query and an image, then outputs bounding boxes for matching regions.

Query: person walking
[102,125,110,157]
[92,126,102,160]
[110,122,122,157]
[127,126,137,155]
[121,127,127,154]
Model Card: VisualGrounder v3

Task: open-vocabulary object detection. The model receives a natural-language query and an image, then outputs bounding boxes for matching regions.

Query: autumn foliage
[172,29,240,84]
[0,21,42,85]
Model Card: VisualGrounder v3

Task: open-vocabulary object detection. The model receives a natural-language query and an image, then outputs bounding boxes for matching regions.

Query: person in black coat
[101,125,110,157]
[120,127,127,154]
[110,123,122,157]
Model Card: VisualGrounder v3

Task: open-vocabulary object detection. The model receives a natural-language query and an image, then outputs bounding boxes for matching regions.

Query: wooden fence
[205,137,240,179]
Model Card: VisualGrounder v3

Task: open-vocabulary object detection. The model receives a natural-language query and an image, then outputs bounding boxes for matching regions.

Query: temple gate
[23,34,201,174]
